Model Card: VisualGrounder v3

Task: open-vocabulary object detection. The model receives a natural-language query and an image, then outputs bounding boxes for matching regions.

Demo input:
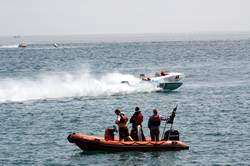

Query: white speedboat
[140,71,183,91]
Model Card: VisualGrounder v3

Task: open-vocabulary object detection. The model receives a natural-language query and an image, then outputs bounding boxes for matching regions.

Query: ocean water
[0,35,250,165]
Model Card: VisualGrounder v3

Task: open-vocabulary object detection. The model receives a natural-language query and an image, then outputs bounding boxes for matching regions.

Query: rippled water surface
[0,38,250,165]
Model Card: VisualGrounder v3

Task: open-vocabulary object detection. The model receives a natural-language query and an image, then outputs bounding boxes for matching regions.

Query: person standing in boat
[130,107,146,141]
[148,109,166,141]
[115,109,133,141]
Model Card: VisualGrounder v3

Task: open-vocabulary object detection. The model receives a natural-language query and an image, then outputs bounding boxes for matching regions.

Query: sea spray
[0,44,19,49]
[0,70,156,102]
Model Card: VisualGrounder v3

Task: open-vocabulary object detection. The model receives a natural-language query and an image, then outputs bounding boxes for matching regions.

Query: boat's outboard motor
[104,126,118,141]
[163,130,179,141]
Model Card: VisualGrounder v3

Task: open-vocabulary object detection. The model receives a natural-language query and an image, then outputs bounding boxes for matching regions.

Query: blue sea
[0,33,250,165]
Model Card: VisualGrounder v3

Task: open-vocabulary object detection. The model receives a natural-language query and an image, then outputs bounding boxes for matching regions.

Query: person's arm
[116,116,121,124]
[160,116,168,121]
[148,117,151,129]
[130,114,135,123]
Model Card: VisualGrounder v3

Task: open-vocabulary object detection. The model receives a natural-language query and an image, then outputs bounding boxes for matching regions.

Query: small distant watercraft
[67,105,189,151]
[122,70,183,91]
[53,43,58,47]
[18,42,28,48]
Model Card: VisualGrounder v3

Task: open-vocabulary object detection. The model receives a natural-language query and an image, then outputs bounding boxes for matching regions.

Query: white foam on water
[0,44,19,48]
[0,69,157,103]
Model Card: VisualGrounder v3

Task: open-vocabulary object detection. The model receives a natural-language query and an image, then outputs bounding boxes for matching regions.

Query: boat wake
[0,44,19,49]
[0,70,157,103]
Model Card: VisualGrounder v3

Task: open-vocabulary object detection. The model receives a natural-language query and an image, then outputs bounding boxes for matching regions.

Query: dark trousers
[119,127,129,141]
[150,126,160,141]
[130,125,145,141]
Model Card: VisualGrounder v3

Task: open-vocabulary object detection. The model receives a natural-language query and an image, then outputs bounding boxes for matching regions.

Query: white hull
[142,72,183,91]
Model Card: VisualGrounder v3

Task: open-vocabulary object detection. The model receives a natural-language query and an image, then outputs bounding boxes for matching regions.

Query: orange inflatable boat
[67,132,189,151]
[68,106,189,151]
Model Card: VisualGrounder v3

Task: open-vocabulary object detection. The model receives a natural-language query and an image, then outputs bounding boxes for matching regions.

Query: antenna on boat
[161,104,177,139]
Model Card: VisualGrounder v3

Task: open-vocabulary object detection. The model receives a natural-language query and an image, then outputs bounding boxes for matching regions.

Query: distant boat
[13,35,21,38]
[53,43,58,47]
[18,42,28,48]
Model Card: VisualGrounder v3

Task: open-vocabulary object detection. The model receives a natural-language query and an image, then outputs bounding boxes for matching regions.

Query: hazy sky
[0,0,250,36]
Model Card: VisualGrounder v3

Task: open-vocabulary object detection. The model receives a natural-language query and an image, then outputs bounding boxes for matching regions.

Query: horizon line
[1,31,250,38]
